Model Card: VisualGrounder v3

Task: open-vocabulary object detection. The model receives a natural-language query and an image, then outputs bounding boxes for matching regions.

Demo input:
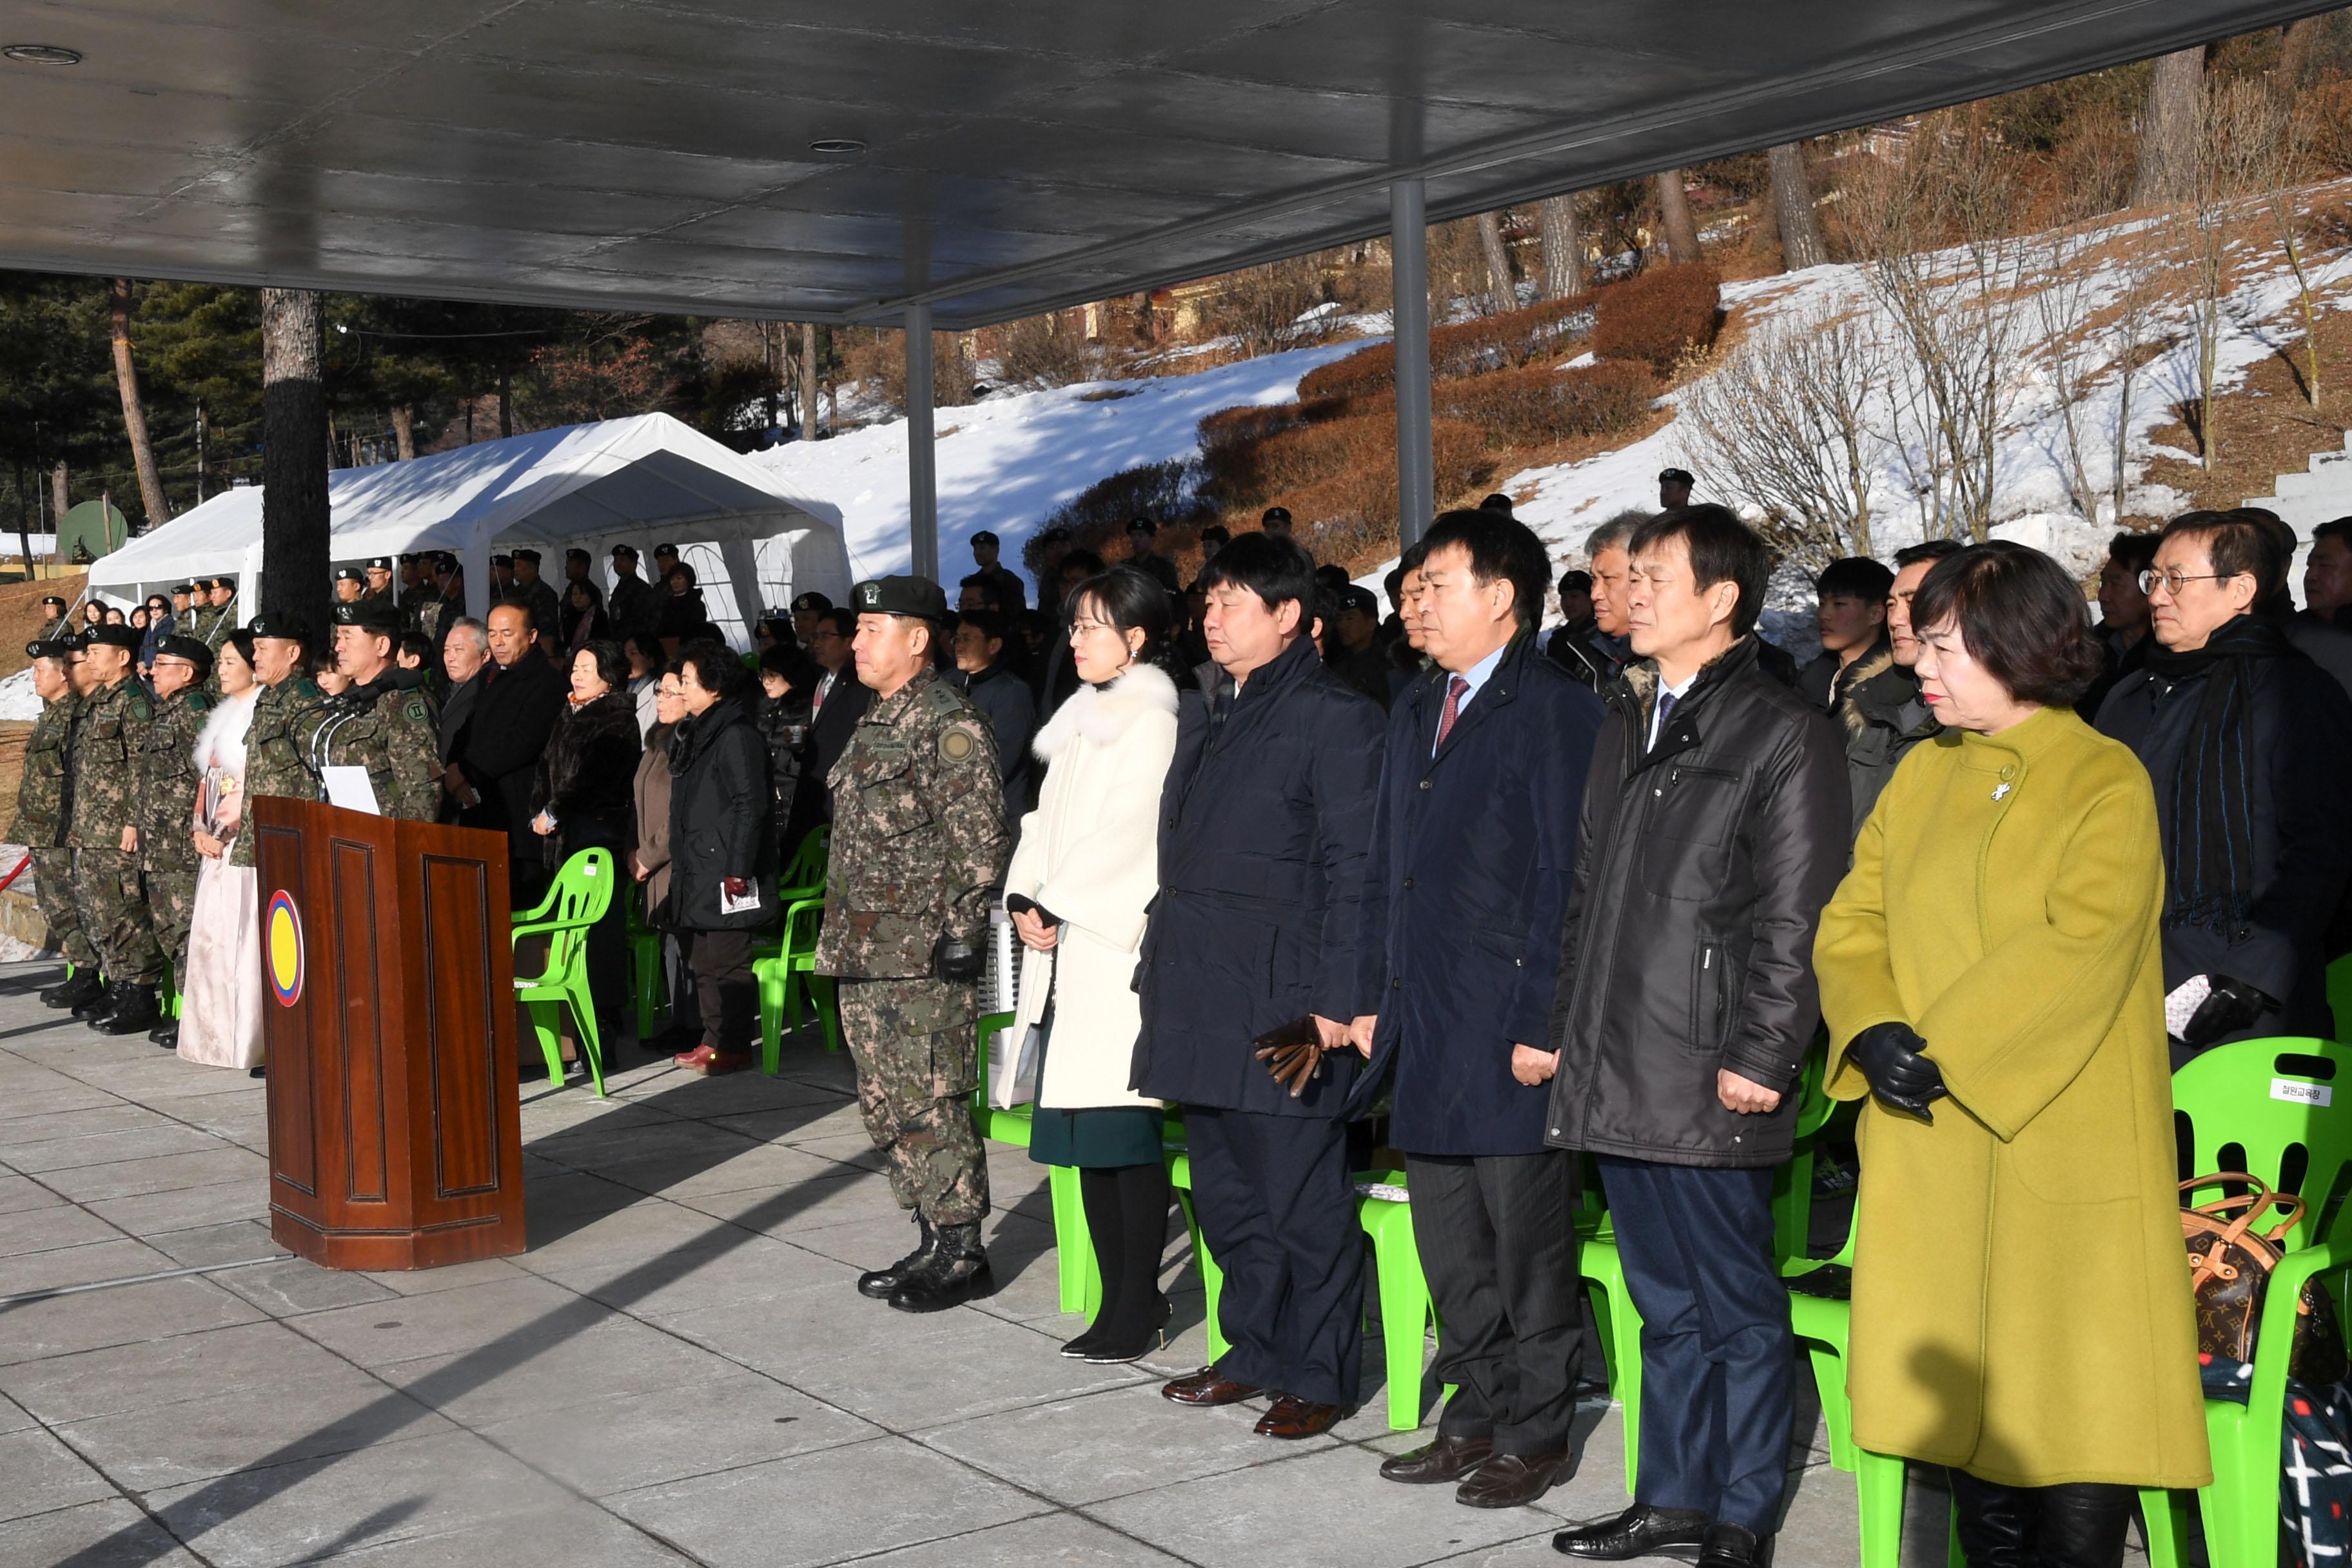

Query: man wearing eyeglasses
[785,607,872,852]
[2095,509,2352,1065]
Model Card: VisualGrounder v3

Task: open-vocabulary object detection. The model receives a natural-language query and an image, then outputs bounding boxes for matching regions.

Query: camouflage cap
[153,634,214,672]
[851,576,950,622]
[331,599,404,633]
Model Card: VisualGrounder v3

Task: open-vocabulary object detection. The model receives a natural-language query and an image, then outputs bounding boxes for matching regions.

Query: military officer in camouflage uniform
[24,634,104,1012]
[193,578,238,650]
[360,556,397,612]
[396,554,433,630]
[230,614,328,870]
[503,548,562,641]
[132,635,215,1048]
[818,574,1011,1313]
[66,624,168,1035]
[311,600,440,819]
[332,565,366,605]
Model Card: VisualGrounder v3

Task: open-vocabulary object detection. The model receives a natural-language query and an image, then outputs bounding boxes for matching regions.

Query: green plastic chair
[963,1011,1095,1317]
[1166,1148,1230,1362]
[623,881,665,1038]
[510,847,617,1096]
[753,829,839,1071]
[1357,1170,1454,1431]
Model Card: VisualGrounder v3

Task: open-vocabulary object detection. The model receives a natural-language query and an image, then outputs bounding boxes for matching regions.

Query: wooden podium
[253,798,526,1269]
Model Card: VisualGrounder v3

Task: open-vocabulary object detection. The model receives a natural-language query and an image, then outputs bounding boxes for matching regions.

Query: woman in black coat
[531,639,642,1032]
[665,640,777,1073]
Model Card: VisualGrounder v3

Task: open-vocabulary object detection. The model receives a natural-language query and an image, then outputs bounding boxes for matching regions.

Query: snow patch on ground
[0,667,38,722]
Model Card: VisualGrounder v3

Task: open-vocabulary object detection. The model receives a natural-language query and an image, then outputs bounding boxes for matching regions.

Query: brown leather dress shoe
[1455,1449,1569,1508]
[1379,1434,1494,1484]
[1253,1393,1347,1439]
[1161,1367,1260,1406]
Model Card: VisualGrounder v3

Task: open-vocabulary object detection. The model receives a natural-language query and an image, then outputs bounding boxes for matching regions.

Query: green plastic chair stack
[1356,1170,1456,1431]
[510,847,618,1096]
[965,1011,1095,1316]
[623,881,664,1039]
[753,828,839,1072]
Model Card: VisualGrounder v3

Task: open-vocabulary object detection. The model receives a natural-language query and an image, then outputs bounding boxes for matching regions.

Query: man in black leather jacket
[1544,506,1848,1568]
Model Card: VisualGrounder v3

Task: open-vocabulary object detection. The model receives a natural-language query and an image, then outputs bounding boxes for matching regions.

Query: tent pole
[1391,178,1434,551]
[904,303,937,582]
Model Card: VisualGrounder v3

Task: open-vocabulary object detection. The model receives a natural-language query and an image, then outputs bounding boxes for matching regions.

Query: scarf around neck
[2140,614,2290,942]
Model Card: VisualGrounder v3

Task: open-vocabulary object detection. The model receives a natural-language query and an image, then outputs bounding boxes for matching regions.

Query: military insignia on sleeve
[939,723,979,763]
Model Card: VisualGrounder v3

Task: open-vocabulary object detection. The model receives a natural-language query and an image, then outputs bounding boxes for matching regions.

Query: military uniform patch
[939,723,979,763]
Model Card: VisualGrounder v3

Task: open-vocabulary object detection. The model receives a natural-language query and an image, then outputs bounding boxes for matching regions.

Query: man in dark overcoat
[1132,531,1384,1440]
[1346,509,1603,1508]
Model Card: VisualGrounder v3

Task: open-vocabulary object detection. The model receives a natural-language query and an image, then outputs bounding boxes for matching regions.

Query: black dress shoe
[1057,1326,1103,1359]
[1554,1503,1710,1560]
[1380,1434,1494,1484]
[1695,1523,1774,1568]
[1161,1367,1260,1406]
[1081,1297,1171,1364]
[1457,1450,1569,1509]
[1253,1394,1346,1439]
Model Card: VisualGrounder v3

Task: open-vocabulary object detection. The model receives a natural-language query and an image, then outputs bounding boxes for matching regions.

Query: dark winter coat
[956,661,1038,828]
[656,586,710,640]
[755,687,810,858]
[1346,635,1604,1155]
[531,692,642,865]
[665,698,777,934]
[1545,622,1624,690]
[1542,638,1851,1168]
[783,669,870,854]
[1803,639,1930,839]
[455,652,566,864]
[2095,646,2352,1045]
[1132,635,1384,1119]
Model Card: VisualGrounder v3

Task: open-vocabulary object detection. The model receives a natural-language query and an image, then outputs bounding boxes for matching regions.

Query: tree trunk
[1767,144,1828,270]
[14,460,32,577]
[51,460,67,524]
[391,405,415,460]
[1653,170,1703,263]
[109,279,171,529]
[260,288,331,632]
[1538,194,1585,298]
[2133,46,2207,205]
[1475,210,1515,313]
[497,364,513,438]
[2278,16,2322,93]
[799,323,819,440]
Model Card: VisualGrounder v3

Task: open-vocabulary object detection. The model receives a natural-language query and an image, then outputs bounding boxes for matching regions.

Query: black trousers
[1594,1155,1792,1535]
[1407,1149,1585,1456]
[1186,1106,1362,1407]
[687,929,756,1053]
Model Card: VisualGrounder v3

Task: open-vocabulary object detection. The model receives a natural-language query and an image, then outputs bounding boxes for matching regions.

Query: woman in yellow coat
[1814,543,2209,1565]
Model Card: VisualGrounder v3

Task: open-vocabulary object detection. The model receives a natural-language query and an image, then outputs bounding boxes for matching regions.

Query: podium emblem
[266,890,304,1006]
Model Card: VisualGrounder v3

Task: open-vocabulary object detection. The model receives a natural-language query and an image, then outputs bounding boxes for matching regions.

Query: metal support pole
[904,302,938,582]
[1389,179,1434,550]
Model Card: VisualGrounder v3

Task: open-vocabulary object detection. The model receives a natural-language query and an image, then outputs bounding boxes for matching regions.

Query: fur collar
[193,688,259,774]
[1032,662,1179,761]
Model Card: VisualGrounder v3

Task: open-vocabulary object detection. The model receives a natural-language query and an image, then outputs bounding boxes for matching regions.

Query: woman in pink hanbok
[180,631,265,1073]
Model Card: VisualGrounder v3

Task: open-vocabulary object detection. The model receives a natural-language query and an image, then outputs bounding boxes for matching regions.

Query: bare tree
[1539,194,1585,298]
[2277,15,2326,93]
[108,279,170,528]
[2173,77,2276,468]
[390,406,416,460]
[1767,144,1828,271]
[260,288,331,630]
[1652,170,1702,263]
[2134,45,2207,205]
[799,323,820,438]
[1678,303,1889,566]
[1475,210,1515,314]
[2261,96,2324,409]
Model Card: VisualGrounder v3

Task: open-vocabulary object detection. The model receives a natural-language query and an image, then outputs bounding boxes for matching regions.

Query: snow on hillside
[746,340,1374,582]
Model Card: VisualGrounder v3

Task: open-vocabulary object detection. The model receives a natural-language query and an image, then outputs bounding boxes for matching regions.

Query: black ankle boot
[94,984,161,1035]
[148,1019,179,1050]
[888,1222,995,1313]
[858,1217,936,1300]
[43,969,101,1010]
[70,979,115,1019]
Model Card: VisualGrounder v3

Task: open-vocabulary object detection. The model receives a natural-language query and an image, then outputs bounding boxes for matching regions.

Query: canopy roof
[0,1,2331,329]
[88,413,851,637]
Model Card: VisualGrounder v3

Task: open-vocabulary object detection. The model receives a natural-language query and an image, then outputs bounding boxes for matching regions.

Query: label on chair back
[2272,1078,2333,1107]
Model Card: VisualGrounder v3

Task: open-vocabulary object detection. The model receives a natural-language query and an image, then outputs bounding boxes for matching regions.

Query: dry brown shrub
[1260,416,1492,560]
[1295,295,1596,402]
[1435,363,1656,446]
[1591,263,1722,374]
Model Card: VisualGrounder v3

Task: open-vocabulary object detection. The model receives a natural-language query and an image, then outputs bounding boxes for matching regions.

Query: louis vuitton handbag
[2181,1173,2349,1385]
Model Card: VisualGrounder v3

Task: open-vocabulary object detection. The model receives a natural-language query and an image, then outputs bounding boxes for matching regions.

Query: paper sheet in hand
[320,767,380,816]
[720,883,762,916]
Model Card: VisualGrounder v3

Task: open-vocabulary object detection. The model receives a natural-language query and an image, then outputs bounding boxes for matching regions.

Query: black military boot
[889,1222,995,1313]
[70,977,116,1019]
[93,984,161,1035]
[148,1018,180,1050]
[43,969,100,1010]
[857,1216,936,1300]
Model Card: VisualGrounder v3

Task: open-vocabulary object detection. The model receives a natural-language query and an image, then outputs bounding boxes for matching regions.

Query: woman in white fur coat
[1006,566,1186,1363]
[179,631,266,1073]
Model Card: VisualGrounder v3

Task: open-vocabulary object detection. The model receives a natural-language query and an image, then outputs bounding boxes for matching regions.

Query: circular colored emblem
[266,891,304,1007]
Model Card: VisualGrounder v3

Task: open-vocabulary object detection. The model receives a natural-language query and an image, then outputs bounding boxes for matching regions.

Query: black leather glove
[930,934,983,985]
[2180,975,2276,1050]
[1847,1021,1947,1123]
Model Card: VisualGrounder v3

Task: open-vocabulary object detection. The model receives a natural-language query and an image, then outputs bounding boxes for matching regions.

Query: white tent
[88,413,851,645]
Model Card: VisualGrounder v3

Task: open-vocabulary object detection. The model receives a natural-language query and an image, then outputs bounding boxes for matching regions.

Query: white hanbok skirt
[178,854,264,1070]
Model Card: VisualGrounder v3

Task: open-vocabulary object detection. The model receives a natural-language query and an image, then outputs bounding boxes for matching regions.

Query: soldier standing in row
[230,616,326,871]
[397,554,434,629]
[505,548,562,639]
[818,575,1011,1314]
[194,578,238,649]
[310,601,440,819]
[132,636,214,1049]
[333,566,367,605]
[67,624,168,1035]
[360,557,396,613]
[25,634,104,1013]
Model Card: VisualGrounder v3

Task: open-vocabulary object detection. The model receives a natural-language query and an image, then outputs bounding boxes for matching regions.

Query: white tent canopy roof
[88,413,852,642]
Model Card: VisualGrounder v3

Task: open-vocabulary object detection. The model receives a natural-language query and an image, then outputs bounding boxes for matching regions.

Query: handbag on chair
[2181,1173,2349,1386]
